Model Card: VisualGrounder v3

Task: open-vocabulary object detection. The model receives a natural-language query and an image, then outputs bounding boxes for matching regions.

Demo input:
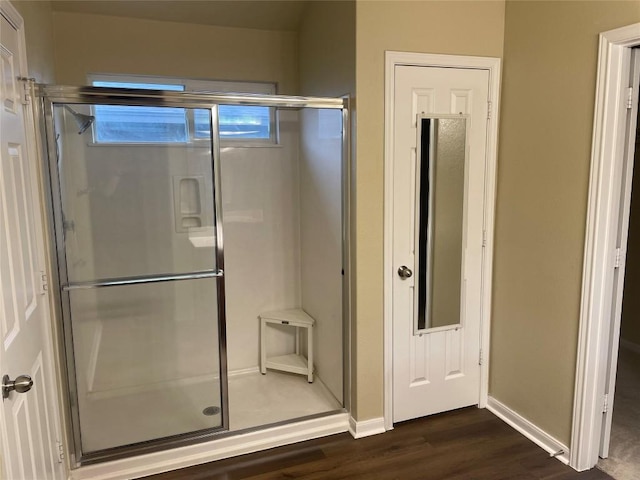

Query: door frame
[383,51,502,429]
[571,22,640,472]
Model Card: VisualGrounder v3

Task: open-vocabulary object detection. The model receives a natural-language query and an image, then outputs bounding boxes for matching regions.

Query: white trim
[383,51,501,430]
[0,0,23,30]
[487,397,570,465]
[599,48,640,461]
[348,416,386,439]
[70,412,349,480]
[572,22,640,472]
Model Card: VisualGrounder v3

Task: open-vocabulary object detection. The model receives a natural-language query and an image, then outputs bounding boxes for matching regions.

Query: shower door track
[36,84,347,109]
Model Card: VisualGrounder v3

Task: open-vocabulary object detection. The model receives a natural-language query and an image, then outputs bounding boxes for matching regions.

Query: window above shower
[88,74,277,145]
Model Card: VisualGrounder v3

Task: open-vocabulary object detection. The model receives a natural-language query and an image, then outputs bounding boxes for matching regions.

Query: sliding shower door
[48,102,227,461]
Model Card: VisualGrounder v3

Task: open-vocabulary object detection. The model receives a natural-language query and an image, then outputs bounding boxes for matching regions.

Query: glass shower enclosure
[37,85,348,466]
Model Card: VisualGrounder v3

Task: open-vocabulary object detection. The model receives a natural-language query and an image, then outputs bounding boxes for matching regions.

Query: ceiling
[50,0,309,31]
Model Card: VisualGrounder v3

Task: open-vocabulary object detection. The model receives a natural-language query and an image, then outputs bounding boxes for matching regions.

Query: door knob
[2,374,33,400]
[398,266,413,279]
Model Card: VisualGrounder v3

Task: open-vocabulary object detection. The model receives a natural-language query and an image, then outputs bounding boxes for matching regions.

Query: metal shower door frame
[36,85,349,468]
[40,91,231,466]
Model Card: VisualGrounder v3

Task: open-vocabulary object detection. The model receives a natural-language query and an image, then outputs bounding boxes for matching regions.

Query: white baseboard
[486,397,570,465]
[70,412,349,480]
[348,416,386,439]
[620,338,640,354]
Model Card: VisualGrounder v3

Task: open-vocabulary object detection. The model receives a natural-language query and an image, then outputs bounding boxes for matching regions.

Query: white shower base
[229,369,341,430]
[80,370,341,453]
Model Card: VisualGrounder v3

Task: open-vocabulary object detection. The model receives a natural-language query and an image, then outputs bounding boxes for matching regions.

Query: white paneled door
[1,4,64,480]
[392,65,490,422]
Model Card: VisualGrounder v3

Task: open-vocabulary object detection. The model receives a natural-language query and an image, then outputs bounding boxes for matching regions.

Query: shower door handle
[62,269,224,291]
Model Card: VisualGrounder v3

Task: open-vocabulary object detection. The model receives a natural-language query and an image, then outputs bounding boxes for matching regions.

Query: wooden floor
[146,407,613,480]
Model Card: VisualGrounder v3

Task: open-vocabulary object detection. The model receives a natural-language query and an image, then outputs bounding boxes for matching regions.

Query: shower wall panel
[221,110,301,372]
[299,109,344,403]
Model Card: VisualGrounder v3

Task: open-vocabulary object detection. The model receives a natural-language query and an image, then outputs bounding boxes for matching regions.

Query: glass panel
[90,79,275,143]
[195,105,272,140]
[93,105,189,143]
[52,103,224,455]
[415,117,467,331]
[69,279,222,452]
[219,106,344,432]
[92,82,188,144]
[55,105,216,283]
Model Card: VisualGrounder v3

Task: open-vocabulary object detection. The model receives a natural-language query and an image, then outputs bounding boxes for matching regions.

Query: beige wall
[491,0,640,446]
[11,0,56,83]
[354,0,505,420]
[299,0,355,98]
[51,11,298,93]
[298,0,355,406]
[620,127,640,347]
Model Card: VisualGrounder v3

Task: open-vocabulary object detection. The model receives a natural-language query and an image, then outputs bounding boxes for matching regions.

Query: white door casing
[598,50,640,460]
[384,52,501,428]
[391,64,488,423]
[572,22,640,471]
[0,2,65,479]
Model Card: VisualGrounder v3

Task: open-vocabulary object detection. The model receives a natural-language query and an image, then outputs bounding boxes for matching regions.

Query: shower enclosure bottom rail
[69,411,349,480]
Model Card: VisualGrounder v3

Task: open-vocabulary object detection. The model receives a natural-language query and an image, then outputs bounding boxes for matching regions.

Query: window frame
[87,74,278,146]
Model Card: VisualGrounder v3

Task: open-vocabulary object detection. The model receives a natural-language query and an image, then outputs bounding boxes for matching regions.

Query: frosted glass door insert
[52,103,226,455]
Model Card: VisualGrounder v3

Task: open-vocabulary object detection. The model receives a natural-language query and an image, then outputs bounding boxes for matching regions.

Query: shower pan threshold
[70,410,349,480]
[80,370,341,453]
[71,371,346,480]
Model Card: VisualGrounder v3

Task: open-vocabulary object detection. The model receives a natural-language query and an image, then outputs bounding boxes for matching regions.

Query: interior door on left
[0,5,65,480]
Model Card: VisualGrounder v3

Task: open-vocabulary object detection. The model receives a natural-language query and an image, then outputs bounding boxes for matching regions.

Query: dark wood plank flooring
[145,407,613,480]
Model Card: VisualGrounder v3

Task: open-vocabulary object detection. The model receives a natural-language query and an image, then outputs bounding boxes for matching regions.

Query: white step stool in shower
[259,309,314,383]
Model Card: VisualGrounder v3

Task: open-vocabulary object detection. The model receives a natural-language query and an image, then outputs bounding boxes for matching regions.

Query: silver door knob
[2,374,33,400]
[397,266,413,279]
